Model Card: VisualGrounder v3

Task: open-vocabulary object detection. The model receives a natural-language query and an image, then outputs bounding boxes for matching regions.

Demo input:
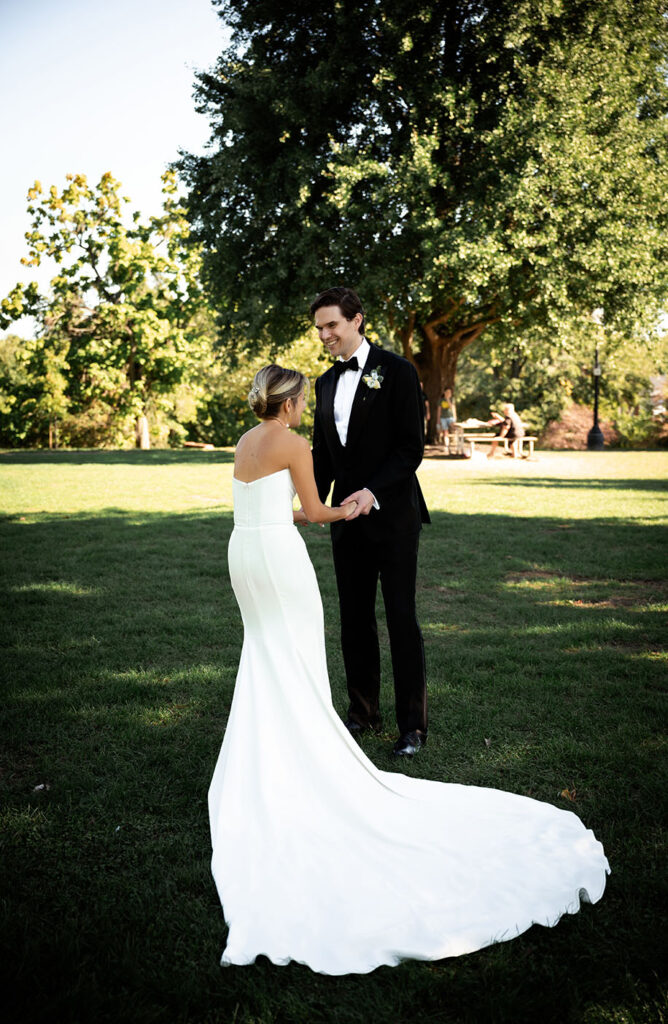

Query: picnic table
[455,420,537,458]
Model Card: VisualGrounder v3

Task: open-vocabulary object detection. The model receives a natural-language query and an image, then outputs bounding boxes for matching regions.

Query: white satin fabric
[208,468,609,975]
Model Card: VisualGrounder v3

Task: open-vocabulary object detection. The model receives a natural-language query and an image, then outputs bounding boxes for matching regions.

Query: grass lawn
[1,448,666,1024]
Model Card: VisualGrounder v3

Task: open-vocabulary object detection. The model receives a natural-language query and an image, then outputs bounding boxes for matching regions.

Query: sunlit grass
[1,447,666,1024]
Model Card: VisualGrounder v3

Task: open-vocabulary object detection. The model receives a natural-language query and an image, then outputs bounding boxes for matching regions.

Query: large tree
[181,0,668,439]
[1,172,206,447]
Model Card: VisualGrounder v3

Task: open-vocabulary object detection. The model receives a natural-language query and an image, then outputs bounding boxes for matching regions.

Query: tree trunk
[416,342,463,445]
[395,312,491,444]
[135,415,150,449]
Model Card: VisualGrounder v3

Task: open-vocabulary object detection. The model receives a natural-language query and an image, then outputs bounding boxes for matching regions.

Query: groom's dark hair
[310,287,365,337]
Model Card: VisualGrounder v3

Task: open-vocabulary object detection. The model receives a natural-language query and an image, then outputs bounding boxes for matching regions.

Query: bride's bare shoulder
[264,430,309,464]
[235,425,261,450]
[286,433,311,457]
[234,425,309,480]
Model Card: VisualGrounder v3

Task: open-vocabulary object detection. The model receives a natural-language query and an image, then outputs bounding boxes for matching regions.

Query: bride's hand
[293,508,308,526]
[341,499,358,520]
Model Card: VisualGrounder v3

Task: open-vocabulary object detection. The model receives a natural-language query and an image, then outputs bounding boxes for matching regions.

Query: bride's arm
[289,436,356,523]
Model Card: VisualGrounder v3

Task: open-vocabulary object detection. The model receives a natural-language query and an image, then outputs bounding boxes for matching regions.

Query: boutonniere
[362,367,384,390]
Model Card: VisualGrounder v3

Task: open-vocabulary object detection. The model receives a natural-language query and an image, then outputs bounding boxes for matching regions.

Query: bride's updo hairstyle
[248,364,309,419]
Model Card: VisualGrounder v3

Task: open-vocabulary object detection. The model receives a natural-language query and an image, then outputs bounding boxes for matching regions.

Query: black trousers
[331,522,427,736]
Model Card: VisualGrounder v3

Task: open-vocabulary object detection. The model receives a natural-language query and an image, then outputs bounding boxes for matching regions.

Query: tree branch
[83,241,122,304]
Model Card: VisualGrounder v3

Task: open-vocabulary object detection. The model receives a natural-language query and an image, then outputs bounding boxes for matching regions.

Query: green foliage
[0,335,30,444]
[455,328,589,429]
[612,401,663,447]
[181,0,668,438]
[186,330,333,446]
[1,172,208,447]
[455,323,668,441]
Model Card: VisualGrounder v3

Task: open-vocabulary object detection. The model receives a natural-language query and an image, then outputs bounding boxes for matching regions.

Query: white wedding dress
[208,468,609,975]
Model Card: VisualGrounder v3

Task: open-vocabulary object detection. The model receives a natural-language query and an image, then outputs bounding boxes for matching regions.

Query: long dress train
[208,468,609,975]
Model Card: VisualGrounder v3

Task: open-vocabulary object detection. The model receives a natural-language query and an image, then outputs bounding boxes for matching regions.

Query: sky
[0,0,230,337]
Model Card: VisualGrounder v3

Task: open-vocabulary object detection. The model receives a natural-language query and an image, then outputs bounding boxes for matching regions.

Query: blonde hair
[248,364,309,419]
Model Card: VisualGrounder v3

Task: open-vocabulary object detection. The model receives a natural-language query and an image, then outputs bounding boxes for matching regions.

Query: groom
[310,287,430,756]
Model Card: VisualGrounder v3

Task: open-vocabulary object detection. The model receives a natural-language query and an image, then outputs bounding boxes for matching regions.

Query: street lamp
[587,309,605,451]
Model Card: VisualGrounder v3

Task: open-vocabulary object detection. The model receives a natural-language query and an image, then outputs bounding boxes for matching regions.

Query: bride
[208,364,609,976]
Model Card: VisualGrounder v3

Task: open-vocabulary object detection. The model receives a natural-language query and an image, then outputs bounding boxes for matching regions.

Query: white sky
[0,0,229,337]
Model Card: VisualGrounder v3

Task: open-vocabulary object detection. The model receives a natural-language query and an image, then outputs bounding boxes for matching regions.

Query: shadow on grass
[464,475,668,493]
[0,448,235,466]
[1,509,666,1024]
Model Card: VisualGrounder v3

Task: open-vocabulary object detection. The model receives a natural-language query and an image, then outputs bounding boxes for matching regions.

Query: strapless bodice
[232,468,296,528]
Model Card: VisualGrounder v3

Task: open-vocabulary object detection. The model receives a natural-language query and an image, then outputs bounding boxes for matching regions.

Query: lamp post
[587,310,605,451]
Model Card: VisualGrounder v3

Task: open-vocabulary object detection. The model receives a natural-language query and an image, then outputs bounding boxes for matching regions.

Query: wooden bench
[461,433,537,457]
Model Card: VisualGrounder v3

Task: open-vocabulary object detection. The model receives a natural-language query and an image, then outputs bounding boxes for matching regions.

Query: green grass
[1,449,667,1024]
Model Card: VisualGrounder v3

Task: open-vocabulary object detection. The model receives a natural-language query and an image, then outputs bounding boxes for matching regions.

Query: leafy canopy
[181,0,668,435]
[1,172,208,445]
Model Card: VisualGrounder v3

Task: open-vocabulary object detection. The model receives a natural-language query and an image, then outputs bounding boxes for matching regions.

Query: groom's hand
[341,488,375,519]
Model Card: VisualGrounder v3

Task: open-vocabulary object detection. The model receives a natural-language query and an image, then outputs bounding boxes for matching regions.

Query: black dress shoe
[344,718,382,736]
[392,731,427,757]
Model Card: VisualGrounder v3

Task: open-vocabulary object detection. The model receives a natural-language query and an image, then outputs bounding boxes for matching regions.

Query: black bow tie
[334,356,359,377]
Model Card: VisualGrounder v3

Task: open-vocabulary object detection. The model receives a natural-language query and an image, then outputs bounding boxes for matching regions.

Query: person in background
[439,388,457,449]
[486,402,525,458]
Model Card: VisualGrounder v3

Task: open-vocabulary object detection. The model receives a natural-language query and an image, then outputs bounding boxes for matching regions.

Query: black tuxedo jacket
[312,344,430,540]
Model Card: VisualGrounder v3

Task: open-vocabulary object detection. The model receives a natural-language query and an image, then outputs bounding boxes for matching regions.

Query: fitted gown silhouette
[208,468,609,975]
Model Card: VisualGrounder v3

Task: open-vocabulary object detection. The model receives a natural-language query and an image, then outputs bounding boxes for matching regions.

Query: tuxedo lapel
[345,346,385,451]
[319,367,341,453]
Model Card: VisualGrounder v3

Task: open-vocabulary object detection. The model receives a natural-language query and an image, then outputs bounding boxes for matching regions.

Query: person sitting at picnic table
[486,402,525,458]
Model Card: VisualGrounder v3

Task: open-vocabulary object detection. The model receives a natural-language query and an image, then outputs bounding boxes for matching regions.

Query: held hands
[293,504,356,525]
[341,488,375,520]
[293,493,368,525]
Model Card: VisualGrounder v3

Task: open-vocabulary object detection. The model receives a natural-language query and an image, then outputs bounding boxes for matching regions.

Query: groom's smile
[314,304,363,362]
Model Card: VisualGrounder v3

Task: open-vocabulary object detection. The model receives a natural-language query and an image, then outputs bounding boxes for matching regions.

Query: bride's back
[234,423,293,483]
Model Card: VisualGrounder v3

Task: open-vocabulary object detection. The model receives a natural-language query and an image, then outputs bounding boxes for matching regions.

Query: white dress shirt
[333,338,379,508]
[334,337,370,446]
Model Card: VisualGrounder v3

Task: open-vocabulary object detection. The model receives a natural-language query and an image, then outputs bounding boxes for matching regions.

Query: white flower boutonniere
[362,367,384,390]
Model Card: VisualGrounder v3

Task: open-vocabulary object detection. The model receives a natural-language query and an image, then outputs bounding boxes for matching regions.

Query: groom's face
[314,305,363,362]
